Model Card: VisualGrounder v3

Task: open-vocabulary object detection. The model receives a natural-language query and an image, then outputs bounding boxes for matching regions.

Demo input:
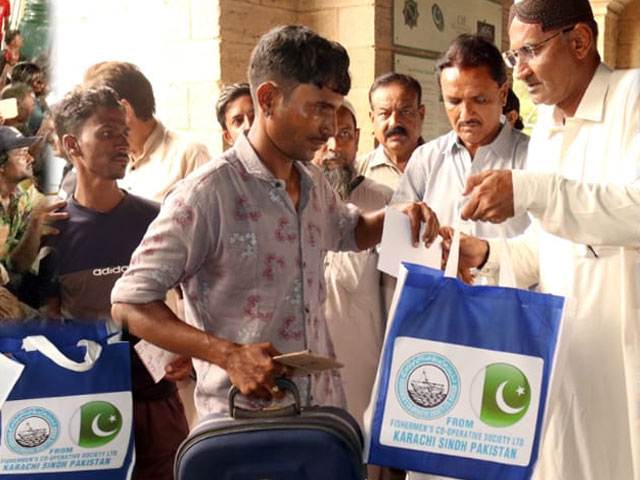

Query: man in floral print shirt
[112,25,439,417]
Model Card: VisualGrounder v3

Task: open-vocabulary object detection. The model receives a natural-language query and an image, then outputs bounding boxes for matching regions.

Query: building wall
[618,0,640,68]
[297,0,377,152]
[54,0,223,155]
[56,0,638,158]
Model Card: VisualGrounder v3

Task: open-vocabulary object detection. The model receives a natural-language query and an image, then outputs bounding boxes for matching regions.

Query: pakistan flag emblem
[70,401,123,448]
[476,363,531,427]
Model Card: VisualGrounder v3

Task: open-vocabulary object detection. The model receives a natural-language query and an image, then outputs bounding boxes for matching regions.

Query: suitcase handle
[228,377,301,419]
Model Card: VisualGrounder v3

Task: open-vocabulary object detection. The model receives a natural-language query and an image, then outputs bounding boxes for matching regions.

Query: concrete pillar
[616,0,640,68]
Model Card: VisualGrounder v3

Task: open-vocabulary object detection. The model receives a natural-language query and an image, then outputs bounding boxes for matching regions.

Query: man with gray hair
[450,0,640,477]
[312,100,392,430]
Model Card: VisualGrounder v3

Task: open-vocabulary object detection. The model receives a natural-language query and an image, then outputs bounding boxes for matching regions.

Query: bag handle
[22,336,102,372]
[444,219,462,279]
[444,219,517,288]
[228,377,301,419]
[498,225,517,288]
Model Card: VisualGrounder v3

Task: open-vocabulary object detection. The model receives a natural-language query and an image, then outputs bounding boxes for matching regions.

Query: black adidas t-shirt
[46,192,176,400]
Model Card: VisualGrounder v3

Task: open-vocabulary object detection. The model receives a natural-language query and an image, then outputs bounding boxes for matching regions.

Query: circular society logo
[6,407,60,455]
[396,352,460,420]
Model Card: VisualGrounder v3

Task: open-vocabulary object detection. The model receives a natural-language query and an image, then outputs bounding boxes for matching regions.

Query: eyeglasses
[502,25,575,68]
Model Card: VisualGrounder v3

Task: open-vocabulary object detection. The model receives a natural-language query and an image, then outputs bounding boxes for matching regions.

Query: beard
[321,159,355,201]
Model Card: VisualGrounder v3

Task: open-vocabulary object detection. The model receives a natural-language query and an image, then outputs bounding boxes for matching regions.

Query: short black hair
[504,88,520,114]
[83,61,155,120]
[4,30,20,46]
[215,82,251,130]
[504,88,525,130]
[368,73,422,108]
[436,34,507,87]
[10,62,42,85]
[248,25,351,102]
[53,86,122,140]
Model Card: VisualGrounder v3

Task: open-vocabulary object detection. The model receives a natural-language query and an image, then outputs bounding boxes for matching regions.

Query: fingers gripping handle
[443,217,517,288]
[22,336,102,372]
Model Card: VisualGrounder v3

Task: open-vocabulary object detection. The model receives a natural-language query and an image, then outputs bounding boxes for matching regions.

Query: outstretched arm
[461,169,640,247]
[354,202,440,250]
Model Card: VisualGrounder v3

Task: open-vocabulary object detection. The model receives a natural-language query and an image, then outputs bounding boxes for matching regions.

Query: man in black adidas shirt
[46,86,189,480]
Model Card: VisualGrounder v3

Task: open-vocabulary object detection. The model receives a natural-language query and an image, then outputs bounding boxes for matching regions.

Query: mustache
[385,126,408,138]
[523,73,540,86]
[458,120,481,127]
[321,152,350,166]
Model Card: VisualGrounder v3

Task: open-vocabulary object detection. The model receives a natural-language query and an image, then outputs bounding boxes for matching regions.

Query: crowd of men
[0,0,638,478]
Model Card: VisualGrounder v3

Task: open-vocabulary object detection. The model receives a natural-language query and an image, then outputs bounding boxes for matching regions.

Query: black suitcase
[174,378,366,479]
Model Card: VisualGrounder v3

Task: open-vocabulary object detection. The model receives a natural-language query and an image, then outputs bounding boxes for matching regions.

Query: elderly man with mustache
[313,99,393,480]
[312,99,392,426]
[356,73,425,192]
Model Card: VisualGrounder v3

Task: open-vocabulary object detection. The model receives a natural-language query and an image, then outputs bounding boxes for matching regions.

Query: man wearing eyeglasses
[446,0,640,478]
[356,73,425,192]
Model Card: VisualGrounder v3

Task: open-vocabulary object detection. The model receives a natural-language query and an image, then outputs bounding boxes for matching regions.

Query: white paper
[134,340,177,383]
[273,350,344,377]
[0,354,25,409]
[378,207,442,277]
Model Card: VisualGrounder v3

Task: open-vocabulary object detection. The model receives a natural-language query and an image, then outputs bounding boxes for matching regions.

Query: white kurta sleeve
[512,170,640,247]
[483,222,540,289]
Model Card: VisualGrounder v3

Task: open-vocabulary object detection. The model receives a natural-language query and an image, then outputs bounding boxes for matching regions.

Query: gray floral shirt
[111,133,360,417]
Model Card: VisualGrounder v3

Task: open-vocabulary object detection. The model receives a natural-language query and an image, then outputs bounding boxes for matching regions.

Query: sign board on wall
[394,54,451,142]
[394,0,503,53]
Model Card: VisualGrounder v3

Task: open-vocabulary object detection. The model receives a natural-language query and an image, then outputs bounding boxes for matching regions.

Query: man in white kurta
[458,1,640,478]
[313,101,393,429]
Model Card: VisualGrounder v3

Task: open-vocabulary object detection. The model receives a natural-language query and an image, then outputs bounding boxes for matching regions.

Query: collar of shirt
[232,132,316,209]
[446,122,512,164]
[548,62,611,135]
[572,63,611,123]
[370,144,403,173]
[0,188,23,217]
[129,120,165,166]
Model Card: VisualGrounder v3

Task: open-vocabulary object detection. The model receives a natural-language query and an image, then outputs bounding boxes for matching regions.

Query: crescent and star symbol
[495,381,526,415]
[91,413,118,437]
